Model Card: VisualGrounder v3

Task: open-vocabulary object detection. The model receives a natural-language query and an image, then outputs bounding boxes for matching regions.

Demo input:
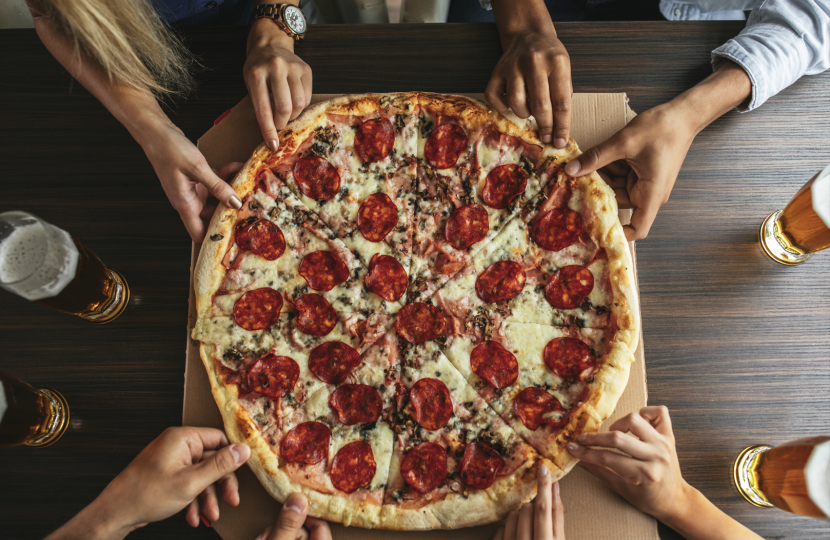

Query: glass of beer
[0,211,130,323]
[0,372,70,448]
[733,437,830,518]
[759,164,830,265]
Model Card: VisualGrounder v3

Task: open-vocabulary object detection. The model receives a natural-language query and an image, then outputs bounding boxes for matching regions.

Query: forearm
[31,14,171,148]
[44,497,135,540]
[669,59,752,136]
[660,485,764,540]
[490,0,555,45]
[247,0,299,56]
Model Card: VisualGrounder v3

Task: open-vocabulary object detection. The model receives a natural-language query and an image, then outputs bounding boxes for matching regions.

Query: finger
[624,201,660,242]
[517,502,534,540]
[485,73,509,113]
[639,405,674,438]
[564,135,626,177]
[188,443,250,495]
[287,71,307,122]
[603,160,631,177]
[271,73,294,131]
[526,69,553,144]
[217,162,244,182]
[182,427,231,460]
[219,469,241,507]
[255,526,273,540]
[192,163,243,211]
[268,493,309,540]
[551,482,565,540]
[577,431,656,461]
[507,72,530,119]
[249,74,280,151]
[300,65,313,110]
[199,483,220,523]
[567,442,644,484]
[304,517,332,540]
[180,206,207,243]
[534,464,553,540]
[548,69,572,149]
[494,527,505,540]
[504,509,520,540]
[186,498,201,527]
[614,189,633,208]
[607,412,663,444]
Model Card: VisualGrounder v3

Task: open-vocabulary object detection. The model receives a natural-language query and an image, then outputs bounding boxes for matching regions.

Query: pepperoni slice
[400,442,448,493]
[280,422,330,464]
[331,441,377,493]
[513,388,566,431]
[308,341,361,384]
[246,354,299,399]
[394,303,447,344]
[475,261,526,303]
[293,156,341,201]
[543,337,597,380]
[425,124,468,169]
[531,208,582,252]
[409,378,453,431]
[294,294,337,337]
[364,254,407,302]
[470,341,518,389]
[357,193,398,242]
[544,265,594,309]
[233,288,283,331]
[482,164,528,209]
[329,384,382,425]
[235,219,286,261]
[445,204,488,250]
[460,442,504,490]
[298,251,349,292]
[354,118,395,163]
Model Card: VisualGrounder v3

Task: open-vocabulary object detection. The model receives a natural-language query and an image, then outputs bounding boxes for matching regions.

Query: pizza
[191,92,639,530]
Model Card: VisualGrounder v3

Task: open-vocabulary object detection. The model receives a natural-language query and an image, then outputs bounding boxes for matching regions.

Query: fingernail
[540,463,549,477]
[199,513,211,527]
[229,195,242,210]
[267,139,279,151]
[564,161,580,175]
[577,433,587,442]
[542,134,552,143]
[567,442,580,453]
[256,527,272,540]
[230,443,249,464]
[555,138,567,148]
[284,495,306,514]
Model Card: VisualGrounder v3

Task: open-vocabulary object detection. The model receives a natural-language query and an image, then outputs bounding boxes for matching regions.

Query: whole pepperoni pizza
[192,93,639,530]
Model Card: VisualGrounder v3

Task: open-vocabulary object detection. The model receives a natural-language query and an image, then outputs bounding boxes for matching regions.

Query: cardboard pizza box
[186,93,656,540]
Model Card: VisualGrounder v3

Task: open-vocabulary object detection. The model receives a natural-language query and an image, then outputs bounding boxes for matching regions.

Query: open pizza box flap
[187,93,656,540]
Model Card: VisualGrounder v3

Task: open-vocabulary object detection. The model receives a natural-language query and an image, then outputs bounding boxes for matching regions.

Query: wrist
[656,481,702,529]
[671,59,751,135]
[491,0,556,46]
[46,495,137,540]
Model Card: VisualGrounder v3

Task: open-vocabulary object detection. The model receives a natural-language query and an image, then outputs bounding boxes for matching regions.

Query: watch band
[249,3,305,41]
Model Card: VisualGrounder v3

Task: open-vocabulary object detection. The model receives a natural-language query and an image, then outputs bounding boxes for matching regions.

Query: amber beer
[733,437,830,518]
[0,372,69,447]
[760,164,830,265]
[0,211,129,323]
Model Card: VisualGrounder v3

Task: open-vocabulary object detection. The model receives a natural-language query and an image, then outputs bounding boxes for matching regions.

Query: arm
[244,0,313,151]
[45,427,250,540]
[484,0,571,147]
[569,406,763,540]
[564,60,751,240]
[29,9,242,242]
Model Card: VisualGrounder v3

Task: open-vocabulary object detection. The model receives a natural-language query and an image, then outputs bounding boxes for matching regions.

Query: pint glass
[733,437,830,518]
[759,164,830,265]
[0,372,69,448]
[0,211,129,323]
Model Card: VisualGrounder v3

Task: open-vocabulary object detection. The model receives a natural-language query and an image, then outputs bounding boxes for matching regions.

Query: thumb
[189,443,250,492]
[268,493,309,540]
[563,135,626,177]
[194,162,243,210]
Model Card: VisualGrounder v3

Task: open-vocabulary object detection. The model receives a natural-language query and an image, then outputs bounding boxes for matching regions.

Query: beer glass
[0,372,69,448]
[759,164,830,265]
[733,437,830,518]
[0,211,130,323]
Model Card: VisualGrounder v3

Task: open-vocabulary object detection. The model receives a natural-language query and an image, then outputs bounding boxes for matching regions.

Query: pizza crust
[192,92,640,530]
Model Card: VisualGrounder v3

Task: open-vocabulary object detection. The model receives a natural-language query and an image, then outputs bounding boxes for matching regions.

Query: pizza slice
[441,320,633,472]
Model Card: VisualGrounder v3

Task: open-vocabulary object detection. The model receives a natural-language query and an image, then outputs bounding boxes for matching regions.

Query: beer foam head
[0,215,78,301]
[806,440,830,518]
[813,165,830,228]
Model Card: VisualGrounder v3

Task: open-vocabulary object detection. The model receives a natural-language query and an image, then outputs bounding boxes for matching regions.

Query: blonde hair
[31,0,196,98]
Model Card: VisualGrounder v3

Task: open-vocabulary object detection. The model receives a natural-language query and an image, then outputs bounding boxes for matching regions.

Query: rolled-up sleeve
[712,0,830,111]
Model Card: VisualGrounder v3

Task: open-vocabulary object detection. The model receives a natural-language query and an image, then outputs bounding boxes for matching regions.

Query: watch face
[284,6,306,34]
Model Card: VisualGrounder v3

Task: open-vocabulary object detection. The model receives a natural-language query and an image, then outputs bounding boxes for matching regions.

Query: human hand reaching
[254,493,332,540]
[494,463,565,540]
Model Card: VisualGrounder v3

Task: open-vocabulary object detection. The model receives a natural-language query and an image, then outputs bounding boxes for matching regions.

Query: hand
[494,464,565,540]
[486,3,571,147]
[254,493,332,540]
[245,18,313,152]
[141,120,244,242]
[567,406,690,522]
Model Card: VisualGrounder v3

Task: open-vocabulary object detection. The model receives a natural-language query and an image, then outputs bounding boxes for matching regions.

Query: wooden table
[1,23,828,540]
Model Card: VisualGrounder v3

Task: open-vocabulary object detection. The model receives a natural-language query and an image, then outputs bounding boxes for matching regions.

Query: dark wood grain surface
[1,22,828,540]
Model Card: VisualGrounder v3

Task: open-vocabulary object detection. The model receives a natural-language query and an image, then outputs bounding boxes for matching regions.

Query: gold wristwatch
[249,3,308,41]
